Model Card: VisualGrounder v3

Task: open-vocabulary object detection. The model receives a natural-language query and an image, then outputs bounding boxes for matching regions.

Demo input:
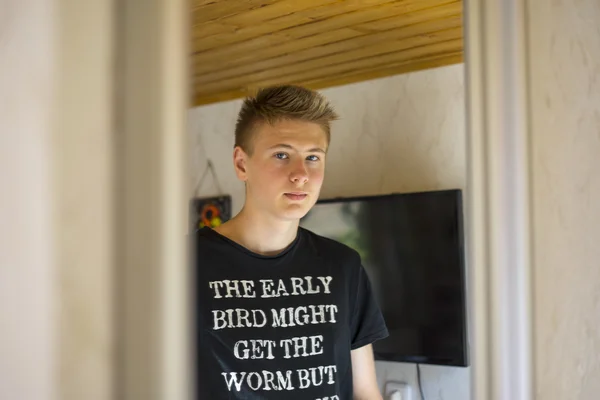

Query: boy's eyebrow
[268,143,326,153]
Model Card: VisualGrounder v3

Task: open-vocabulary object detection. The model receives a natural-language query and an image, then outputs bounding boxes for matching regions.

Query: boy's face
[234,119,328,222]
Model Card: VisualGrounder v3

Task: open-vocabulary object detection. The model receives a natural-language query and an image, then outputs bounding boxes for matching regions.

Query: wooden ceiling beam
[192,0,228,9]
[302,52,462,88]
[192,51,462,106]
[191,0,458,56]
[189,0,464,107]
[194,8,461,84]
[191,0,402,47]
[192,0,341,26]
[194,27,462,93]
[194,36,462,99]
[191,0,280,25]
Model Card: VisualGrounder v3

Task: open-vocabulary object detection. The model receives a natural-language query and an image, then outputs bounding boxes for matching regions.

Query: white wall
[528,0,600,398]
[189,63,469,400]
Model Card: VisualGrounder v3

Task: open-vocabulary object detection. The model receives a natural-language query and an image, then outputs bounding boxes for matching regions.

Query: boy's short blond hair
[234,85,338,154]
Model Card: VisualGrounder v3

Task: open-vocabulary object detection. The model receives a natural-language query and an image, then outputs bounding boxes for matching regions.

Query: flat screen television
[300,189,469,367]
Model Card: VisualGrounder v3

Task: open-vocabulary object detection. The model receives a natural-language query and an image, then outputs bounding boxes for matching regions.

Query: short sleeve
[350,261,389,350]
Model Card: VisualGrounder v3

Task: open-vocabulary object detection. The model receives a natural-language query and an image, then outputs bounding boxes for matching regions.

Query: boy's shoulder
[299,227,361,265]
[189,226,217,247]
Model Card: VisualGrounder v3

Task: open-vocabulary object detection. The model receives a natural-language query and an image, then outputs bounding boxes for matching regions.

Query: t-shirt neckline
[205,227,303,260]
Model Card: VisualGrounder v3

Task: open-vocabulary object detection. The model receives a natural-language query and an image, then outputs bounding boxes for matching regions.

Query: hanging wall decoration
[190,159,231,232]
[189,195,232,232]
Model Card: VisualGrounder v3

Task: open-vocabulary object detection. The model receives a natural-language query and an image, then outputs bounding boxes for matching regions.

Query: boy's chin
[277,205,311,221]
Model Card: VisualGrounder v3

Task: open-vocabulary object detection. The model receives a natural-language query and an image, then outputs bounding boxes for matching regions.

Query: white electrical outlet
[384,381,412,400]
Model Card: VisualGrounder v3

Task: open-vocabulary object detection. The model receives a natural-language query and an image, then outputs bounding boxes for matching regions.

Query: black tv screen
[300,189,469,367]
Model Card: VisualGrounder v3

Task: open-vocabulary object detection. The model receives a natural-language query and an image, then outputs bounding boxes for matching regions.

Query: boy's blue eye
[275,153,288,160]
[307,155,320,162]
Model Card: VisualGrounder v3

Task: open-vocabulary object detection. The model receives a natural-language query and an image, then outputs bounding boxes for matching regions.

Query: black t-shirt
[192,227,388,400]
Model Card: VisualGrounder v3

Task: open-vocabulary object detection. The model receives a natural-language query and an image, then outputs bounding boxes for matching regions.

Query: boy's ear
[233,146,248,182]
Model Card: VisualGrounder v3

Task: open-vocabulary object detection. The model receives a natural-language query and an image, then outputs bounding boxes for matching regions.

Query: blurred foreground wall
[1,0,189,399]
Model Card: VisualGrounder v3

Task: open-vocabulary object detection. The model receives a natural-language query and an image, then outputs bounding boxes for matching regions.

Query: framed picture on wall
[189,195,232,233]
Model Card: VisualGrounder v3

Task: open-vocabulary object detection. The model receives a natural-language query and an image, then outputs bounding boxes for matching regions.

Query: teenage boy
[193,85,388,399]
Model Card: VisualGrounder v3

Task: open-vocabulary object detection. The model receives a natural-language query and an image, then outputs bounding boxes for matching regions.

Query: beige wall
[54,1,116,399]
[528,1,600,398]
[1,0,57,398]
[1,0,188,399]
[189,63,469,400]
[2,0,115,399]
[0,0,117,398]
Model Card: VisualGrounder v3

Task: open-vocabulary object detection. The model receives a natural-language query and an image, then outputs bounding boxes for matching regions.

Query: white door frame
[464,0,534,399]
[115,0,190,399]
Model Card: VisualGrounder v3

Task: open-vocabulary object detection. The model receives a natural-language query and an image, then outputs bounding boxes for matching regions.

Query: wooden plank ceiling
[191,0,463,106]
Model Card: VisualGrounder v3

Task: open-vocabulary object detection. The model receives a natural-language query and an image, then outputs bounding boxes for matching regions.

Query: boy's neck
[216,206,299,257]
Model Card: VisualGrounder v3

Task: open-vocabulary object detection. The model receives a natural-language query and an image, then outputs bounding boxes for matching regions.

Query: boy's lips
[284,192,308,200]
